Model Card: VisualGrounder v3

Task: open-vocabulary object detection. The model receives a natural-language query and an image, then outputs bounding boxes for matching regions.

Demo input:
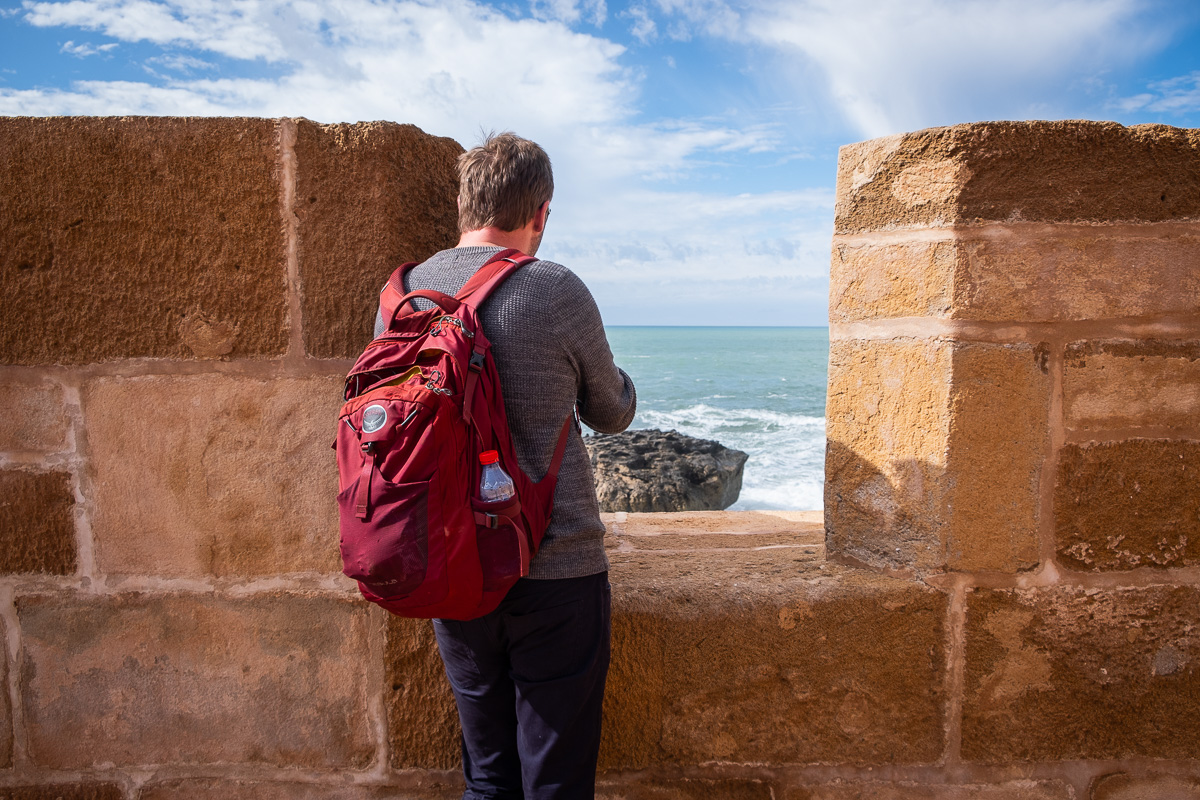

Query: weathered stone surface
[944,342,1047,572]
[832,231,1200,323]
[602,553,948,767]
[586,429,748,512]
[0,469,75,575]
[606,510,824,558]
[786,780,1073,799]
[1092,773,1200,800]
[825,338,951,571]
[963,586,1200,762]
[0,615,11,768]
[827,339,1047,573]
[0,380,69,452]
[0,117,288,364]
[1056,439,1200,571]
[830,240,956,322]
[0,786,123,800]
[950,230,1200,322]
[19,592,375,769]
[597,779,774,799]
[294,120,462,359]
[1064,340,1200,432]
[386,616,459,769]
[836,121,1200,233]
[84,374,342,577]
[139,779,460,800]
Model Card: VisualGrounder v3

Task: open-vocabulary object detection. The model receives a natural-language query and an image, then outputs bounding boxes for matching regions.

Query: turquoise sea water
[599,327,829,511]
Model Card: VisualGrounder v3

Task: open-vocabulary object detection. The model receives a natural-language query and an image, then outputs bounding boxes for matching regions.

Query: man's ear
[532,200,550,232]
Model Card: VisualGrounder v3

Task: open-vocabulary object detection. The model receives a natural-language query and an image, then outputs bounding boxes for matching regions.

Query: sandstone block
[602,554,948,767]
[0,117,287,364]
[0,786,123,800]
[293,120,462,359]
[825,338,952,570]
[597,779,774,799]
[836,121,1200,233]
[1092,773,1200,800]
[0,469,75,574]
[832,231,1200,323]
[962,586,1200,762]
[785,780,1072,799]
[1064,340,1200,432]
[19,592,375,769]
[944,342,1047,572]
[385,616,459,769]
[0,381,69,452]
[826,339,1047,572]
[1056,439,1200,571]
[829,240,956,322]
[950,230,1200,322]
[139,779,460,800]
[83,374,342,577]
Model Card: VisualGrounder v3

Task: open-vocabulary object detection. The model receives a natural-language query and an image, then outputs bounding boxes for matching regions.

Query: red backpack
[335,249,573,620]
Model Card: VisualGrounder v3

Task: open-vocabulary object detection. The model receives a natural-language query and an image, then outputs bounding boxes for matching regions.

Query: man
[375,132,636,799]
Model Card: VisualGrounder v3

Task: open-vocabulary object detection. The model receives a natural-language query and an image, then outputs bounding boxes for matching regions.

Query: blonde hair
[457,132,554,233]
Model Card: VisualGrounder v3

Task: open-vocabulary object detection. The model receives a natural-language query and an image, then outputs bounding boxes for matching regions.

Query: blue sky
[2,0,1200,326]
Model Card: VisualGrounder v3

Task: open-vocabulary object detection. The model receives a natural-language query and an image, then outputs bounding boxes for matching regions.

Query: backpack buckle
[468,350,486,373]
[484,513,499,529]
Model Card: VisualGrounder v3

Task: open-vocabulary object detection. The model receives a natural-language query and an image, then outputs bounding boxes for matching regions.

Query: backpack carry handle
[382,289,460,329]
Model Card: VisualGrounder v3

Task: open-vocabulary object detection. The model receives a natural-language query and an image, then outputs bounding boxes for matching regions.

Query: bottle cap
[479,450,499,465]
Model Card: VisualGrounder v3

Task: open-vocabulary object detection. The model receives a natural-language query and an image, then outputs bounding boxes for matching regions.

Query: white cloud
[636,0,1165,138]
[623,5,657,43]
[651,0,741,40]
[1117,71,1200,114]
[24,0,285,61]
[60,39,119,56]
[530,0,606,26]
[145,52,215,73]
[8,0,635,134]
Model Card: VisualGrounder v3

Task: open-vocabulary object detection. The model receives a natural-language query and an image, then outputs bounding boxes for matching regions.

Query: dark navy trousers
[433,572,612,800]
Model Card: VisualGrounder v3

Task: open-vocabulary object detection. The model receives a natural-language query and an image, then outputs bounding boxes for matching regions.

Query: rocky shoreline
[584,428,748,512]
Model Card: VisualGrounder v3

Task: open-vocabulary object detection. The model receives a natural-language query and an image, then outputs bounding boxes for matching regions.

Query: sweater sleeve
[550,269,637,434]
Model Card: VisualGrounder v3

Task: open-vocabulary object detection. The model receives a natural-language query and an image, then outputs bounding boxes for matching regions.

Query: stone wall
[825,121,1200,797]
[0,117,1197,799]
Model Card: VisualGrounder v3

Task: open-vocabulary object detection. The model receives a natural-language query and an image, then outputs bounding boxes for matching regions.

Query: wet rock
[585,429,748,512]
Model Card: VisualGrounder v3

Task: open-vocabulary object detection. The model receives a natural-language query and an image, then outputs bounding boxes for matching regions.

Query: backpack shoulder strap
[378,262,420,332]
[456,248,537,305]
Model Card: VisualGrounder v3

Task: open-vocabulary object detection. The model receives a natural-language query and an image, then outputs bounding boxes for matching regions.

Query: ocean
[597,326,828,511]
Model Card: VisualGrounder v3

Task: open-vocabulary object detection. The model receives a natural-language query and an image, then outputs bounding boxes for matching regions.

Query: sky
[2,0,1200,326]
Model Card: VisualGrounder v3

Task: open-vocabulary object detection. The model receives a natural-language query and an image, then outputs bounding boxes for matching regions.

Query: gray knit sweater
[374,246,636,579]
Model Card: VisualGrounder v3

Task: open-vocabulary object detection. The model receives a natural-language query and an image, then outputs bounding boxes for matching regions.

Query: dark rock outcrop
[585,428,748,512]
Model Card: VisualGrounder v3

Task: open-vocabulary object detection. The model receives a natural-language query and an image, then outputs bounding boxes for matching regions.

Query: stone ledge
[382,514,948,770]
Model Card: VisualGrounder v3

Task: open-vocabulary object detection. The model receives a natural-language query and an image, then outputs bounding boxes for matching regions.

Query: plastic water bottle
[479,450,515,502]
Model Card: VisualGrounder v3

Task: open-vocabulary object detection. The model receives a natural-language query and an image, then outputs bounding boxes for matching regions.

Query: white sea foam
[630,404,826,511]
[604,325,830,511]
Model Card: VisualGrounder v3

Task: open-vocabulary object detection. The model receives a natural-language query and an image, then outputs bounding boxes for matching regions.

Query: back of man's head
[457,132,554,233]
